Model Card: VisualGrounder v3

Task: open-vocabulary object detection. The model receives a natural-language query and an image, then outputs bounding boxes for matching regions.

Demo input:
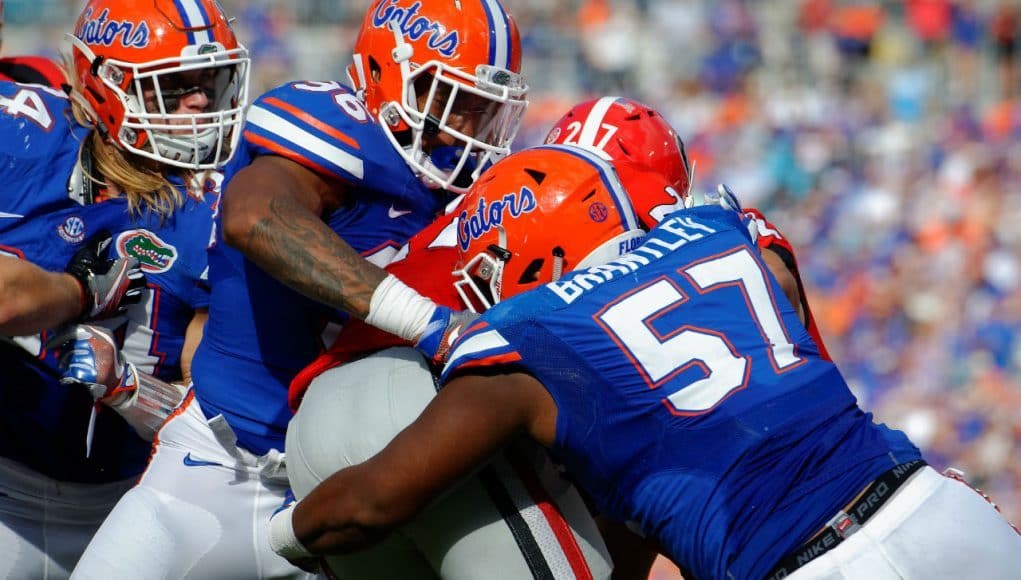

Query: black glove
[65,230,146,321]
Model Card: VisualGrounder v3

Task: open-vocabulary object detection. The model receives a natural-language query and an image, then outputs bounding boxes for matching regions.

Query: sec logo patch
[57,216,86,243]
[588,202,609,223]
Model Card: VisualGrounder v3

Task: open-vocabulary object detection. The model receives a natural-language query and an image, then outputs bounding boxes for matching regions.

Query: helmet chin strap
[389,19,414,75]
[551,247,565,282]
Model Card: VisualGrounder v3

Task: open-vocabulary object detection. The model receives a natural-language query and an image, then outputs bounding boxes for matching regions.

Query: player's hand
[684,183,743,213]
[48,324,137,405]
[414,306,479,365]
[65,230,146,321]
[685,184,757,243]
[714,183,743,213]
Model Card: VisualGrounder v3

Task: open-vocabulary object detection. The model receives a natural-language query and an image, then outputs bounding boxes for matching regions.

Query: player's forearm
[223,188,385,320]
[178,309,207,384]
[221,158,441,344]
[291,467,403,553]
[239,194,385,317]
[761,247,805,325]
[102,364,189,441]
[0,259,82,335]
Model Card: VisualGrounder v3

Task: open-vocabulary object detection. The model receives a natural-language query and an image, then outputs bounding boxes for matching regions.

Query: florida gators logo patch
[115,230,177,273]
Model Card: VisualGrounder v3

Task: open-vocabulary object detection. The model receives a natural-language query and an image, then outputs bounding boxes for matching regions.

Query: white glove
[685,183,757,243]
[684,183,743,212]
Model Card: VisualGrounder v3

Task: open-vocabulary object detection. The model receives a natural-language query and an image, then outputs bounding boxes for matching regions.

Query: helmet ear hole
[368,56,381,83]
[517,258,544,285]
[524,168,547,185]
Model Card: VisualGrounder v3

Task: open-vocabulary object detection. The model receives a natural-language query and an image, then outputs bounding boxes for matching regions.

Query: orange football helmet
[545,96,692,228]
[453,144,654,312]
[348,0,528,193]
[67,0,249,170]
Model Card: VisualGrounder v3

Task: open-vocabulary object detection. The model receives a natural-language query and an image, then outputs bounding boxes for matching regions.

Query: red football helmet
[348,0,528,193]
[67,0,249,170]
[453,144,653,311]
[545,96,691,228]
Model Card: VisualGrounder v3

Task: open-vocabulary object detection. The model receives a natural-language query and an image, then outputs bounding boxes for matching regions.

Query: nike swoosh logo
[0,212,23,219]
[182,453,222,468]
[388,205,412,219]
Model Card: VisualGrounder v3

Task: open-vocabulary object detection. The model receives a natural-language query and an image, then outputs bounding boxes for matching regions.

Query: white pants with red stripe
[788,466,1021,579]
[70,393,313,580]
[286,347,612,580]
[0,458,132,580]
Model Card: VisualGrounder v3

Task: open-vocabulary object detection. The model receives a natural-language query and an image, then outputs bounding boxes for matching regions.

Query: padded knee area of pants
[71,487,221,579]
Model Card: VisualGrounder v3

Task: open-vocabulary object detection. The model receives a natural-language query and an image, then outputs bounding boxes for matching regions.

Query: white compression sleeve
[363,273,437,342]
[107,364,188,441]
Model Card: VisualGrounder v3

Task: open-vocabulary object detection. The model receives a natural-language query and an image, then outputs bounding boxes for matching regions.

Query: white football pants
[789,466,1021,579]
[70,392,313,580]
[286,347,613,580]
[0,457,132,580]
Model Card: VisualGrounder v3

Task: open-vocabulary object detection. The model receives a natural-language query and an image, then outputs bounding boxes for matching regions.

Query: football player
[283,96,821,579]
[0,0,65,86]
[544,96,830,361]
[282,150,663,579]
[271,145,1021,579]
[0,0,249,578]
[70,2,528,579]
[544,96,834,577]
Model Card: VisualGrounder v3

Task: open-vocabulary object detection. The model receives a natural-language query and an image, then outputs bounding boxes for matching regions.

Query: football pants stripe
[477,464,556,580]
[507,453,594,580]
[481,450,595,580]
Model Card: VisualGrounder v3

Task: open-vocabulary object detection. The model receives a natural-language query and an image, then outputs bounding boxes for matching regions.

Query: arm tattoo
[244,195,386,319]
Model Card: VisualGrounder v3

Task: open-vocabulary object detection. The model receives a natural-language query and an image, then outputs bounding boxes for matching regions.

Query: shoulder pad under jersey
[240,81,430,205]
[0,81,88,213]
[0,81,79,160]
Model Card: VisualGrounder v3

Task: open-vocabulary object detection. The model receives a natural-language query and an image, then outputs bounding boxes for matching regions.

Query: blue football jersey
[191,81,444,455]
[443,206,922,579]
[0,81,216,483]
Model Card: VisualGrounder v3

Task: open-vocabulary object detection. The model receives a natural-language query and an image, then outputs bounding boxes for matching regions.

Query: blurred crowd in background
[5,0,1021,575]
